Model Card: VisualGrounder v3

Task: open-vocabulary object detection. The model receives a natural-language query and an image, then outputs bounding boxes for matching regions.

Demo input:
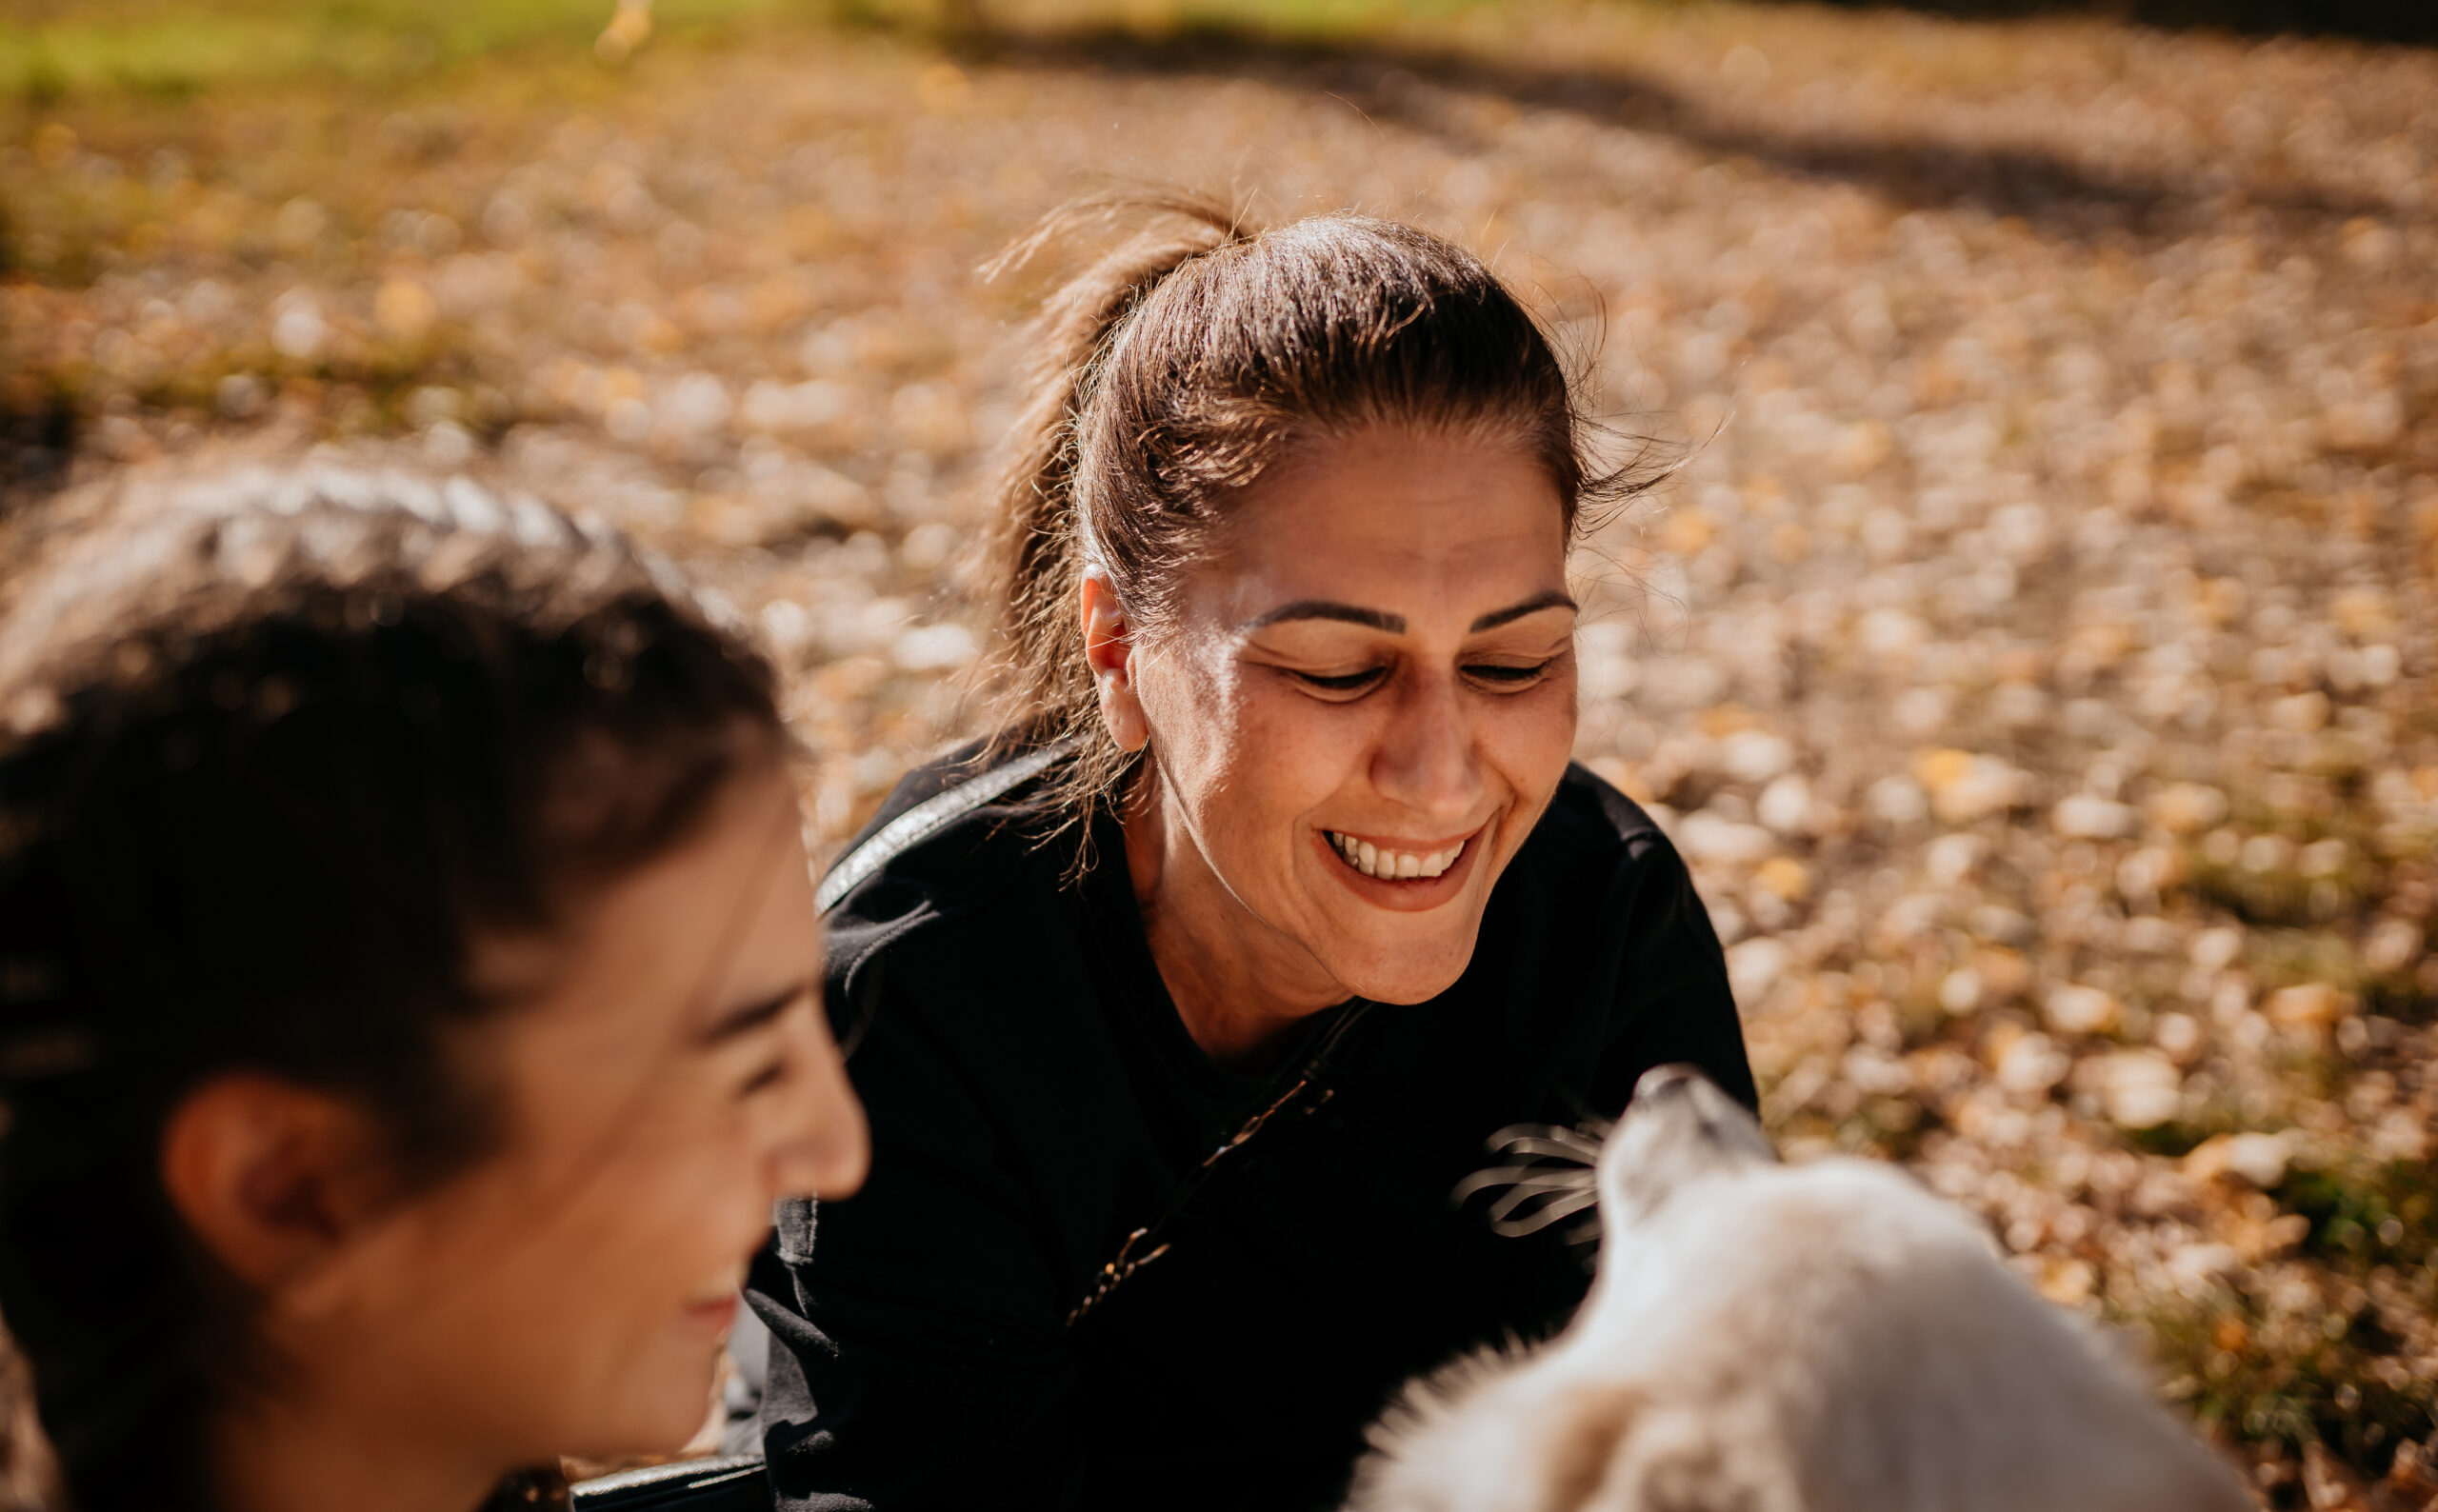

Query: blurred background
[2,0,2434,1505]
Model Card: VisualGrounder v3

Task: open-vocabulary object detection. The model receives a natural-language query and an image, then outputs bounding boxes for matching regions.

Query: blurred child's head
[0,468,867,1510]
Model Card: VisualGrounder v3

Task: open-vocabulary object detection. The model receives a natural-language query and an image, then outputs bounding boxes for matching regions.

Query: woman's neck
[215,1387,508,1512]
[1121,767,1349,1074]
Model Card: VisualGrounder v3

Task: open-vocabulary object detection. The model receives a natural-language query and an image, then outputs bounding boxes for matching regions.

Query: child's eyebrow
[699,981,812,1045]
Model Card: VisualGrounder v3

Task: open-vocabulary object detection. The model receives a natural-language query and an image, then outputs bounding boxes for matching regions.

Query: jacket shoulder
[814,742,1081,997]
[816,741,1069,917]
[1538,761,1668,854]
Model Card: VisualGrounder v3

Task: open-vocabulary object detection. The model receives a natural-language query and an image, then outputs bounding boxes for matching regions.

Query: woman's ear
[1080,570,1149,753]
[158,1075,393,1306]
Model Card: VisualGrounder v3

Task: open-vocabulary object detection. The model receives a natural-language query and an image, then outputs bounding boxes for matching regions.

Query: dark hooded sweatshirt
[747,746,1753,1512]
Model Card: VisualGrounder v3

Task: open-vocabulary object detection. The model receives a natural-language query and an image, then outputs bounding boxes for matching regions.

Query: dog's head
[1351,1067,2256,1512]
[1594,1064,1778,1227]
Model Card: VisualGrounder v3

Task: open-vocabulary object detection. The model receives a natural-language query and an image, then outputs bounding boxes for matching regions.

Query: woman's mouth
[1323,828,1469,882]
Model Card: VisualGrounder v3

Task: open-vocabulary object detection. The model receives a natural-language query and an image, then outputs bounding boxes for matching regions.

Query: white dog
[1349,1066,2253,1512]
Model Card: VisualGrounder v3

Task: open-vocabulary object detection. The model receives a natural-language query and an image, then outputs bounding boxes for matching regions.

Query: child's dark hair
[0,467,787,1510]
[980,193,1651,816]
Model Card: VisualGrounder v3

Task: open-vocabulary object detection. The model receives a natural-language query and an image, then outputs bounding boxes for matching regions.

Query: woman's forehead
[1192,428,1569,624]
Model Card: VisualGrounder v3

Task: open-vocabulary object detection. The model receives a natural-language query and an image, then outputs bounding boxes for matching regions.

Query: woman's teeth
[1327,831,1465,881]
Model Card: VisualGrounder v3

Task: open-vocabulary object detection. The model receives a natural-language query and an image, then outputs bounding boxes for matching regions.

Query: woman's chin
[1315,927,1480,1006]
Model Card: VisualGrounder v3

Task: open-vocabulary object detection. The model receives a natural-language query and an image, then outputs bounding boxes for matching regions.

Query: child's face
[261,762,867,1469]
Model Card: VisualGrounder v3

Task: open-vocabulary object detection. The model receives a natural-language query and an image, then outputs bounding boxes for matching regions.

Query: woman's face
[270,762,868,1468]
[1127,424,1578,1006]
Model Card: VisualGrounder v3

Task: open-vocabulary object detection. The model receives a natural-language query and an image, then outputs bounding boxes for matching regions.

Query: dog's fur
[1349,1068,2253,1512]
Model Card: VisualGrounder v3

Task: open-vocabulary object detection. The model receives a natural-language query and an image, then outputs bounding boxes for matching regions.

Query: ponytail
[976,193,1252,813]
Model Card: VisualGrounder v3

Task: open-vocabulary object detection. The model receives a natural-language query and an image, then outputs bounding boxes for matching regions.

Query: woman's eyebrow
[1241,600,1405,634]
[1469,590,1577,632]
[699,981,811,1045]
[1240,590,1575,637]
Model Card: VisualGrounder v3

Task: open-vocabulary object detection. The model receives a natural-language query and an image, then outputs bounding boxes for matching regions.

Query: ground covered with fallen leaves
[4,0,2436,1503]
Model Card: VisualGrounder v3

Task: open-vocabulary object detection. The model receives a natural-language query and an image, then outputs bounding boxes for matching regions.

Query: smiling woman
[745,198,1755,1512]
[1089,428,1586,1064]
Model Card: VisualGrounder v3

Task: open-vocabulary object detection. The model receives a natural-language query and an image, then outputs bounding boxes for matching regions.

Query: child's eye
[1291,667,1389,693]
[735,1059,788,1101]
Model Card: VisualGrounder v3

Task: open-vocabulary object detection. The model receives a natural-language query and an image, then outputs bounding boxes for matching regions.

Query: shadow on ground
[929,16,2415,246]
[0,391,75,510]
[1785,0,2433,46]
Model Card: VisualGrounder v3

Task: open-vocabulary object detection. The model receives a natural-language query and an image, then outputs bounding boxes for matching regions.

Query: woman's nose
[765,1008,871,1200]
[1369,670,1484,825]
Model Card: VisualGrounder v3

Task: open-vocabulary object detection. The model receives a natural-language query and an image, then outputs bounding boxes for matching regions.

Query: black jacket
[749,748,1754,1512]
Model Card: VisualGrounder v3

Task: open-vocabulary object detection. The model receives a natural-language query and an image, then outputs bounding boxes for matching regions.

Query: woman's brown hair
[0,467,786,1510]
[979,193,1652,820]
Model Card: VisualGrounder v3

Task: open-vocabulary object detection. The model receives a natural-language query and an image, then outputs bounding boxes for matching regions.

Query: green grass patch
[0,0,1556,105]
[2150,1287,2437,1480]
[0,0,798,99]
[2136,1155,2437,1485]
[2126,1119,2227,1160]
[2276,1161,2438,1269]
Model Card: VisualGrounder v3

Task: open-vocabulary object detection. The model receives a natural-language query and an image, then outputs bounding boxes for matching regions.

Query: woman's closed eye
[1289,666,1389,695]
[1281,656,1562,696]
[1464,657,1560,688]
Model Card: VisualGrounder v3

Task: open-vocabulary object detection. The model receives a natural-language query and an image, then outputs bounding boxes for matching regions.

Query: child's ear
[1080,570,1149,753]
[158,1074,393,1307]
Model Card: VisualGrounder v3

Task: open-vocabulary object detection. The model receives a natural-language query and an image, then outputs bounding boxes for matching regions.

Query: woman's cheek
[1235,681,1369,788]
[1479,677,1576,852]
[1510,670,1579,783]
[1141,647,1244,794]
